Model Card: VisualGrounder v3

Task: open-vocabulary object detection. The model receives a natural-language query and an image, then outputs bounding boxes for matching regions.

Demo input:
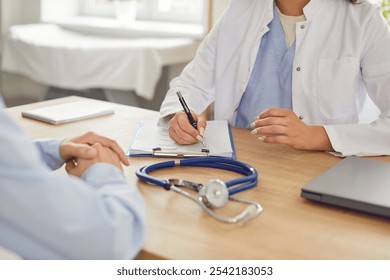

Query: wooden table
[5,96,390,260]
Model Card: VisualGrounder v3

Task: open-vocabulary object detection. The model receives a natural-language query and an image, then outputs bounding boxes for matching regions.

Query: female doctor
[159,0,390,157]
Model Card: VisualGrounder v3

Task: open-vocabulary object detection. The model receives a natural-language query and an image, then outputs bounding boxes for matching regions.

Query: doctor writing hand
[66,142,123,177]
[60,131,129,166]
[250,108,334,151]
[168,111,207,145]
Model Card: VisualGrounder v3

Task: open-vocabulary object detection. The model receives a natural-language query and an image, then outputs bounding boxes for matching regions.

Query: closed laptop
[301,157,390,218]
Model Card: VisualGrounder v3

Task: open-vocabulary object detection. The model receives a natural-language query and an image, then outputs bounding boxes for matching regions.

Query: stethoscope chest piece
[136,157,263,224]
[199,179,229,208]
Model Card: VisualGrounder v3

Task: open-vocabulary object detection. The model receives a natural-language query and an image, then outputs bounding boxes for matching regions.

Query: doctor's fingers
[255,119,314,150]
[251,124,288,136]
[257,108,294,119]
[172,112,201,139]
[260,135,291,145]
[260,133,310,150]
[195,114,207,137]
[169,125,198,144]
[251,116,287,129]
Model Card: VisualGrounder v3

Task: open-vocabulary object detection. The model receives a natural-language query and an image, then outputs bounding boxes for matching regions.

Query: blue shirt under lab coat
[0,97,145,259]
[236,3,294,128]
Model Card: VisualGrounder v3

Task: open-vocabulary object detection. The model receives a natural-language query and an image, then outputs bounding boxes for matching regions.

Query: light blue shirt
[236,3,295,128]
[0,98,145,259]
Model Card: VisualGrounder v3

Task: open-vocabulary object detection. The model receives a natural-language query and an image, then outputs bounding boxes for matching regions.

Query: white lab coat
[160,0,390,156]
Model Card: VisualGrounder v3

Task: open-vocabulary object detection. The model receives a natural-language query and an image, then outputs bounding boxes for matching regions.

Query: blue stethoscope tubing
[136,157,258,195]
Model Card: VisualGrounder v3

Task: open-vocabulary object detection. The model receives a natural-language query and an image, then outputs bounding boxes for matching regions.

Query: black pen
[176,91,206,147]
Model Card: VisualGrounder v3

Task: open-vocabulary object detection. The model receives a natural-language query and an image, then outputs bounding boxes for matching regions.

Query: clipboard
[126,118,236,159]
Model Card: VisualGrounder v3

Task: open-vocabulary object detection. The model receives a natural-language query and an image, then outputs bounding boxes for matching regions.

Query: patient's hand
[60,131,129,166]
[65,143,123,177]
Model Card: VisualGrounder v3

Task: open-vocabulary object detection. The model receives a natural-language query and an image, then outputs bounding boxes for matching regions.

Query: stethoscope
[136,157,263,224]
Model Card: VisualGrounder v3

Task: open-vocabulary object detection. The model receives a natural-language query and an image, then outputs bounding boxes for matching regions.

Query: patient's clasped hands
[59,131,129,177]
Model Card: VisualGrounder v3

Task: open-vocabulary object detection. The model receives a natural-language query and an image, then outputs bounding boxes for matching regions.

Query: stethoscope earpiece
[136,157,263,224]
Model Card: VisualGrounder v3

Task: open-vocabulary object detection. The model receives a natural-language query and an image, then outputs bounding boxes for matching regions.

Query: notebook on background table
[301,156,390,218]
[21,100,115,124]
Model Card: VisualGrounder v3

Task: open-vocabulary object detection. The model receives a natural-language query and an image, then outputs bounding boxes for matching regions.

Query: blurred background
[0,0,228,109]
[0,0,388,113]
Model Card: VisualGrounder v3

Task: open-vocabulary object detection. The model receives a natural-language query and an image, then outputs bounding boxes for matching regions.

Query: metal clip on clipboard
[152,147,210,158]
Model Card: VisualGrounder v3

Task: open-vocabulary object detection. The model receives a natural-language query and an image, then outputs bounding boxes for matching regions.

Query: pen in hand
[176,91,206,147]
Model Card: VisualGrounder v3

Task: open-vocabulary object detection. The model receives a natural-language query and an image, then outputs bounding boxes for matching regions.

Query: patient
[0,96,145,259]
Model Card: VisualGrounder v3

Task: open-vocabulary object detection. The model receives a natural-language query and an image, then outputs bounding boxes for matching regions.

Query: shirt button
[299,115,304,120]
[300,25,305,29]
[296,67,301,71]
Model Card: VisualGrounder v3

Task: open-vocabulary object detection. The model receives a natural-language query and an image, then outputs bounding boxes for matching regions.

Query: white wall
[0,0,228,48]
[41,0,79,22]
[1,0,22,38]
[0,0,227,105]
[1,0,41,38]
[0,0,83,48]
[0,0,46,103]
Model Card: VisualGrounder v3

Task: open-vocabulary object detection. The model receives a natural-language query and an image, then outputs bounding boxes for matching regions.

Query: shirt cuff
[34,138,66,170]
[81,163,127,189]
